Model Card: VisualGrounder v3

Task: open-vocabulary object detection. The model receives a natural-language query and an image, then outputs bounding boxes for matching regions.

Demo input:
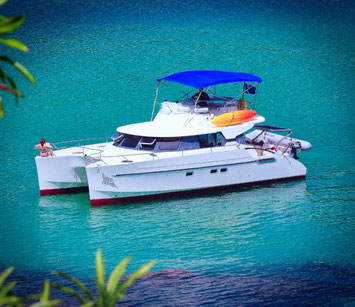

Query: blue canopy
[156,70,262,88]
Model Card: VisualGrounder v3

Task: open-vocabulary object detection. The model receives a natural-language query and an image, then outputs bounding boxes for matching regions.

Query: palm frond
[0,38,28,52]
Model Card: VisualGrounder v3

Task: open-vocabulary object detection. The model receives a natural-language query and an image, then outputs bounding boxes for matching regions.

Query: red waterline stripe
[90,175,306,207]
[40,186,88,196]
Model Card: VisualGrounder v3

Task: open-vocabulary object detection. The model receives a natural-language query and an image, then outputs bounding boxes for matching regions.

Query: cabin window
[210,169,218,174]
[216,133,224,146]
[139,137,156,150]
[186,171,193,176]
[121,135,140,148]
[159,138,181,151]
[179,136,200,150]
[236,134,246,144]
[112,133,124,146]
[116,134,124,144]
[198,134,217,148]
[221,168,228,173]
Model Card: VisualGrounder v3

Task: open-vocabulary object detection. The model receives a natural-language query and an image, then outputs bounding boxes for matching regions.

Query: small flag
[244,83,256,94]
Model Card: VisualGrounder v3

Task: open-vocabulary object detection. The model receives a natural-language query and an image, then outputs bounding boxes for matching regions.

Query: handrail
[95,143,241,162]
[81,146,104,157]
[274,131,293,148]
[52,136,111,150]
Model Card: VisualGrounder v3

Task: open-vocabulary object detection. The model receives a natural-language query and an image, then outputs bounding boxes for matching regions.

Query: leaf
[0,15,25,35]
[106,255,132,306]
[19,293,41,302]
[30,281,61,306]
[0,97,3,118]
[14,62,35,85]
[52,271,94,302]
[6,75,19,102]
[30,300,61,307]
[0,38,28,52]
[0,296,21,306]
[0,55,35,84]
[116,261,156,298]
[0,267,19,305]
[0,68,6,82]
[40,280,50,302]
[50,284,88,305]
[0,280,17,296]
[95,249,106,294]
[0,0,8,7]
[0,267,14,288]
[0,16,6,21]
[0,79,23,97]
[107,255,132,293]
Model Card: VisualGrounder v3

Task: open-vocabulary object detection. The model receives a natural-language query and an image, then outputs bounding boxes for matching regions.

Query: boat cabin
[112,70,262,153]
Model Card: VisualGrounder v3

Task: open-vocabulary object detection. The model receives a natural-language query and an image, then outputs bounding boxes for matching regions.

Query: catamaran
[35,70,311,206]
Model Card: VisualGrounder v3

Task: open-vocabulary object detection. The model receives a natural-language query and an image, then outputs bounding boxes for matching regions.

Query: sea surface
[0,0,354,305]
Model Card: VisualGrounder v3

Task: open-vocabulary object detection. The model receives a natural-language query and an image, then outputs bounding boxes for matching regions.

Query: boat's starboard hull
[90,175,306,206]
[86,151,307,206]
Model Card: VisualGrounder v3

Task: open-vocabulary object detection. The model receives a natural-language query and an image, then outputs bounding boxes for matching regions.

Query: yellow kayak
[212,110,257,127]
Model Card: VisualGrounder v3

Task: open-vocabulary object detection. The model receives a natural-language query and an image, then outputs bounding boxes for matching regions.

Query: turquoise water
[0,0,354,304]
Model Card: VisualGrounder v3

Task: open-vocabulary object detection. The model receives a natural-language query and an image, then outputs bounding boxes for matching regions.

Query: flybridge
[151,70,262,121]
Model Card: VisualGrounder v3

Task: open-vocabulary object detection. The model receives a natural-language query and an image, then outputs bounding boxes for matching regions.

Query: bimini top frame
[151,70,263,120]
[156,70,262,88]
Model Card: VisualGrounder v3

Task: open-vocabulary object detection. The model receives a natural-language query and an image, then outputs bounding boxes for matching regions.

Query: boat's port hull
[35,155,92,196]
[40,186,89,196]
[90,175,306,206]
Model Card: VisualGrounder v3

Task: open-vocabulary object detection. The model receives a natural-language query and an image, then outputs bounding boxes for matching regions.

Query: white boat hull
[35,155,90,195]
[86,151,307,206]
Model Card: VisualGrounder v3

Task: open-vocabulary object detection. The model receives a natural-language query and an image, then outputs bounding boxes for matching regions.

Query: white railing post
[151,82,160,121]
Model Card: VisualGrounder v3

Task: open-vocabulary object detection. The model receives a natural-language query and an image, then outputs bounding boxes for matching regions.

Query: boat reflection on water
[36,180,308,238]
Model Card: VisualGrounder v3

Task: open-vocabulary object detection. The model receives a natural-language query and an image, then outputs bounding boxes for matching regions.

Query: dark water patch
[123,264,355,306]
[2,263,354,306]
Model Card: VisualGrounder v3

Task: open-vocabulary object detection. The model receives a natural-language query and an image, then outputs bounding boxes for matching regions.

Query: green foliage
[0,249,154,306]
[0,55,35,84]
[0,15,24,35]
[0,0,35,118]
[0,266,21,306]
[52,249,156,307]
[30,280,60,307]
[0,38,28,52]
[0,268,61,307]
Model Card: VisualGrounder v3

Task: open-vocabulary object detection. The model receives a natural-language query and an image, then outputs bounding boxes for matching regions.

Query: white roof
[118,107,265,138]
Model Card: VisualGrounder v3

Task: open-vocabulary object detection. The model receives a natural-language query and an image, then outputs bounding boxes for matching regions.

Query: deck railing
[90,142,249,164]
[52,137,275,166]
[52,136,111,150]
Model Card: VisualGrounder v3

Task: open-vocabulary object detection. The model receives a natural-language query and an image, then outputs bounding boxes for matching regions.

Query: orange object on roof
[237,98,247,110]
[212,110,257,127]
